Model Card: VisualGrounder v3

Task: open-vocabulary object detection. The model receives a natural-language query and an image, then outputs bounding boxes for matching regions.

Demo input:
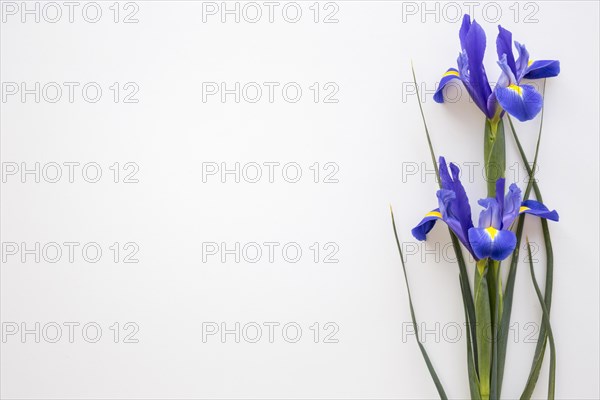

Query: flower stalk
[484,117,505,198]
[475,259,492,400]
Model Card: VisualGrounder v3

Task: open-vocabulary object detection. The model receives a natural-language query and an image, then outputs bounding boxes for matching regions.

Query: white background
[1,1,599,399]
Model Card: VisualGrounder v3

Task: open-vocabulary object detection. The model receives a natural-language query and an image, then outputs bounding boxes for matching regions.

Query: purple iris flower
[411,157,559,261]
[434,14,560,122]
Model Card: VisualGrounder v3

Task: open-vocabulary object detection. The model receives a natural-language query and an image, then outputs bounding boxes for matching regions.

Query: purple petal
[411,209,442,241]
[459,14,471,50]
[468,227,517,261]
[496,25,517,77]
[496,83,543,122]
[502,183,522,228]
[464,19,493,117]
[514,41,530,81]
[434,68,462,103]
[520,200,559,221]
[524,60,560,80]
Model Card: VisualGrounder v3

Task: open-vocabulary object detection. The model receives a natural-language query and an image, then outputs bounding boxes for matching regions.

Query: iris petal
[502,183,522,228]
[489,230,517,260]
[438,156,453,190]
[486,92,500,118]
[497,53,517,84]
[514,41,530,81]
[437,157,475,252]
[449,163,471,211]
[436,189,468,245]
[519,200,559,221]
[434,68,461,103]
[464,18,494,118]
[411,209,442,240]
[448,160,475,237]
[459,14,471,50]
[495,178,506,214]
[468,227,517,261]
[477,198,501,229]
[496,25,517,77]
[495,83,543,122]
[524,60,560,79]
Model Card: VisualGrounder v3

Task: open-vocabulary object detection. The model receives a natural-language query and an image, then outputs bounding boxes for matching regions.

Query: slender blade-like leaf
[411,61,439,179]
[506,103,555,399]
[461,278,482,400]
[526,240,556,400]
[411,64,478,371]
[498,82,549,399]
[496,213,526,396]
[390,207,448,400]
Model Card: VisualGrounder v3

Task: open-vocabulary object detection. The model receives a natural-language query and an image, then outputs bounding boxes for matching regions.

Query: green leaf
[475,259,492,400]
[451,233,479,374]
[526,240,556,400]
[498,82,553,400]
[520,216,553,400]
[411,64,478,372]
[461,278,482,400]
[495,213,526,397]
[505,88,555,399]
[524,81,546,200]
[390,207,448,400]
[411,62,439,179]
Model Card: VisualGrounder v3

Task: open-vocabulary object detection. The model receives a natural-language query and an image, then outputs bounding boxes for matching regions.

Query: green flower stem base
[483,117,506,399]
[475,259,492,400]
[484,117,505,198]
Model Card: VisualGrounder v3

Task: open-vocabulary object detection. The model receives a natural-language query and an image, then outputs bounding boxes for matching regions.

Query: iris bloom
[411,157,559,261]
[434,14,560,122]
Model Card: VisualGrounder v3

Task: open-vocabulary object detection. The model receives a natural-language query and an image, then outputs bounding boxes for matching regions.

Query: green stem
[462,278,482,400]
[475,259,492,400]
[484,118,506,198]
[489,260,503,400]
[483,117,505,399]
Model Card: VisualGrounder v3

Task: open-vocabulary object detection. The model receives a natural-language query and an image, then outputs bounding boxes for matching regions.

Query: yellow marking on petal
[528,59,534,67]
[425,211,442,218]
[443,70,460,77]
[508,84,523,96]
[485,226,499,240]
[519,206,530,213]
